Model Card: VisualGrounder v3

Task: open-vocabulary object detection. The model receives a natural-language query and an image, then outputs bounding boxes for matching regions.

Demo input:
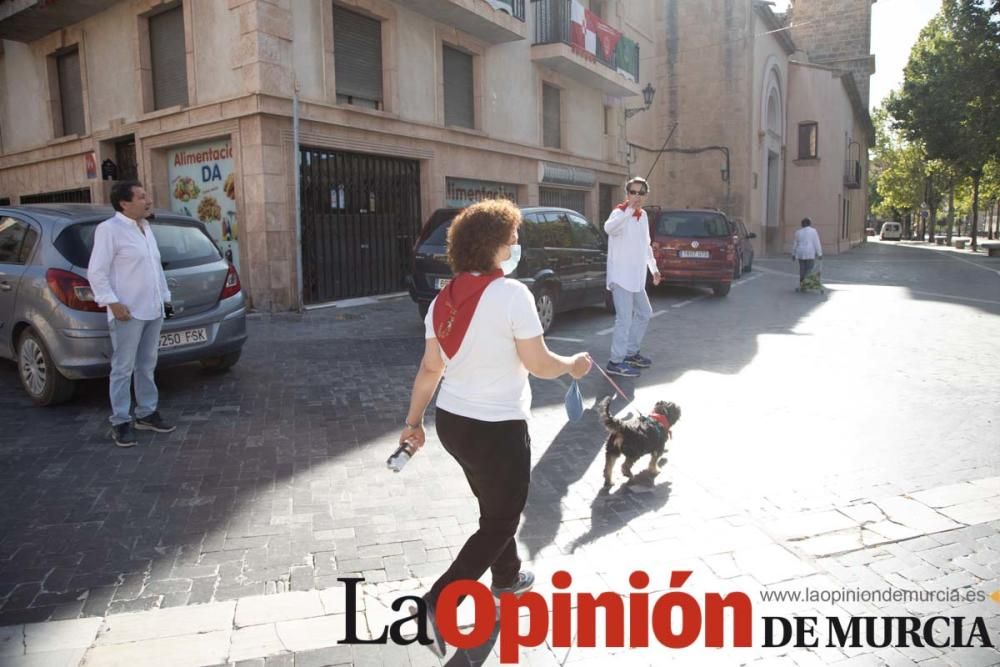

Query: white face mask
[500,244,521,276]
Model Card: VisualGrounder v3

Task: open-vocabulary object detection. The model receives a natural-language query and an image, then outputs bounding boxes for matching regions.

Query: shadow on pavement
[0,261,831,624]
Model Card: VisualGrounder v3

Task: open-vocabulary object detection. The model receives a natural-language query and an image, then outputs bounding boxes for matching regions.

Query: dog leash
[586,353,631,403]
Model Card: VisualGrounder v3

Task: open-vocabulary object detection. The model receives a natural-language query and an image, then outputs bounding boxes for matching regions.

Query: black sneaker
[624,352,652,368]
[606,361,640,378]
[111,422,137,448]
[135,411,176,433]
[490,571,535,598]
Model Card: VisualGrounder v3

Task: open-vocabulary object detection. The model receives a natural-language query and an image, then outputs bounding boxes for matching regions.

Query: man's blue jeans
[108,317,163,425]
[609,283,652,363]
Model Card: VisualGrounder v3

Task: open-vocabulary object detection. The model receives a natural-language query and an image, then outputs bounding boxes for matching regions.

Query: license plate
[159,328,208,350]
[679,250,710,258]
[435,278,451,289]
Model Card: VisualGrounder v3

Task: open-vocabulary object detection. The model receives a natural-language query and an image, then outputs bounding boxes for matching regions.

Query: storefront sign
[166,139,240,271]
[445,178,518,208]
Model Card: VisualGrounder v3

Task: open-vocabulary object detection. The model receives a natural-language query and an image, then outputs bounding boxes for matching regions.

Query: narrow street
[2,240,999,666]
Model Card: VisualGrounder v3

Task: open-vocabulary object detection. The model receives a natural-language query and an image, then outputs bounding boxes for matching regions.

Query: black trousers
[426,408,531,608]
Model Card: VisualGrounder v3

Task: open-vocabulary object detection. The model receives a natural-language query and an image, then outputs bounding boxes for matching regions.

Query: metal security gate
[539,187,587,216]
[299,148,420,303]
[20,188,92,204]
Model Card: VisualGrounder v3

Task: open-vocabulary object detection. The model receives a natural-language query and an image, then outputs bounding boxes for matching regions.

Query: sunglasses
[627,189,647,196]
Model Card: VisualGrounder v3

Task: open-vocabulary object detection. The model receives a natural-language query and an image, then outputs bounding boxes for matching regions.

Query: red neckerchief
[616,201,643,220]
[433,269,503,358]
[649,412,671,432]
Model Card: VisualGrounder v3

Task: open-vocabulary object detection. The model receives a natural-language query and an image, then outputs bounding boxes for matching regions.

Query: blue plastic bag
[565,380,584,422]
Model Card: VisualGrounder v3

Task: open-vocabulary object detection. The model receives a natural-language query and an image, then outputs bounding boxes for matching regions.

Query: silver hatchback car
[0,204,248,405]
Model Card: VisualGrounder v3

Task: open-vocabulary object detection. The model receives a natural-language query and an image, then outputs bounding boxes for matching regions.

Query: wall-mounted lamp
[624,83,656,119]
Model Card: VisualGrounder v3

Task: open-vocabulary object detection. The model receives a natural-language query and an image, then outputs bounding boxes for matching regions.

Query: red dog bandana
[649,413,671,431]
[616,201,643,220]
[433,269,503,358]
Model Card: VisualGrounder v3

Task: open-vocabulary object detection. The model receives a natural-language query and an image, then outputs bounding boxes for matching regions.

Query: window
[568,213,603,249]
[542,84,561,148]
[55,220,220,269]
[537,212,574,248]
[55,47,84,136]
[333,5,383,110]
[443,46,474,129]
[655,212,731,238]
[798,122,818,159]
[0,217,38,265]
[149,5,188,110]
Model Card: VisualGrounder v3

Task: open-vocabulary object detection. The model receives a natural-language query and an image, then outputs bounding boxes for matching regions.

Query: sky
[770,0,942,110]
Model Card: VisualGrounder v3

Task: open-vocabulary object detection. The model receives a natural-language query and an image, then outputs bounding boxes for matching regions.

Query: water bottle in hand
[387,439,418,473]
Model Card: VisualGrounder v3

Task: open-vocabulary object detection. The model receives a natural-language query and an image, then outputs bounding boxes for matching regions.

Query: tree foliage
[887,0,1000,246]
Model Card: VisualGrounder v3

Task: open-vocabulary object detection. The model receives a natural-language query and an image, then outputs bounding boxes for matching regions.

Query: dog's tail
[598,396,621,432]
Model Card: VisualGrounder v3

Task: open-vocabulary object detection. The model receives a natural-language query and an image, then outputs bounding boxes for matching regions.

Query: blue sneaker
[607,361,640,377]
[491,571,535,598]
[624,353,652,368]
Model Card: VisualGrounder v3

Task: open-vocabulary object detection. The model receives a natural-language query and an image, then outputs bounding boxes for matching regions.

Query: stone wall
[788,0,874,105]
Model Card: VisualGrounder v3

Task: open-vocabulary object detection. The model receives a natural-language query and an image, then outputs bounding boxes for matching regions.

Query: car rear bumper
[52,301,248,380]
[656,261,733,286]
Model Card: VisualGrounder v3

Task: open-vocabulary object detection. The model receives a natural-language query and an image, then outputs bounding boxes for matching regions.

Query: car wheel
[418,302,429,320]
[535,288,556,333]
[712,283,731,297]
[200,350,242,373]
[17,329,76,406]
[732,257,743,280]
[745,255,753,272]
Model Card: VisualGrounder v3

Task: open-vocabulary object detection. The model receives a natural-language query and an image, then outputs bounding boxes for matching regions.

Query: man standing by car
[604,177,661,377]
[88,181,176,447]
[792,217,823,284]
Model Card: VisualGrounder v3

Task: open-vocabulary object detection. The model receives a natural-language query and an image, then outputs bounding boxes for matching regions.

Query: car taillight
[46,269,106,313]
[220,264,241,299]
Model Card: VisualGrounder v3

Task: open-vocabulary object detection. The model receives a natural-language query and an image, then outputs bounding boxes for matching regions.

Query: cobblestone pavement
[1,240,999,666]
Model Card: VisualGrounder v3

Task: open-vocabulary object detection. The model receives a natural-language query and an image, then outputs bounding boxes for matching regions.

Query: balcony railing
[531,0,639,83]
[488,0,526,21]
[844,159,862,189]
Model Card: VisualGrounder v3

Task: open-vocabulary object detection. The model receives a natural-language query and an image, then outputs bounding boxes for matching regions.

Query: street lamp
[624,83,656,119]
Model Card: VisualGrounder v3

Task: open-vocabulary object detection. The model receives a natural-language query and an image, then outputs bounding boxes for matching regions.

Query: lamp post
[920,201,929,242]
[624,83,655,165]
[624,83,656,119]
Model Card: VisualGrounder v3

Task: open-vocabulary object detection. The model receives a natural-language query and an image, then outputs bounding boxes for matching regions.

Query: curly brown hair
[447,199,522,273]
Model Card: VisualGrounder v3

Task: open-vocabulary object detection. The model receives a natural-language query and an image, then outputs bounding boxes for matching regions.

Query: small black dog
[599,396,681,487]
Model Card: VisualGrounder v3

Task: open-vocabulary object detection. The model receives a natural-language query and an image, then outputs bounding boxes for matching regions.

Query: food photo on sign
[166,139,240,270]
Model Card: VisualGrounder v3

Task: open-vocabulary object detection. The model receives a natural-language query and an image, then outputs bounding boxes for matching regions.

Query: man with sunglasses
[603,177,661,377]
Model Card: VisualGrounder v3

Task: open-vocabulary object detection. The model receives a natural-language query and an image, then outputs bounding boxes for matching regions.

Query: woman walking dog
[398,199,591,657]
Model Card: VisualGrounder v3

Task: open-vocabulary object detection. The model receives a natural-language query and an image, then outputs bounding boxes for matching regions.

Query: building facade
[0,0,653,310]
[635,0,874,257]
[0,0,873,311]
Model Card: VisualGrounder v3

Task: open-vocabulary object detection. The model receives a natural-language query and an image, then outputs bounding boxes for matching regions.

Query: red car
[645,207,739,297]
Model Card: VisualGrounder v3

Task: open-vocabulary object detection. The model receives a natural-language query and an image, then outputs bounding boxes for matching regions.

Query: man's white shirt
[792,226,823,260]
[604,206,658,293]
[88,212,172,321]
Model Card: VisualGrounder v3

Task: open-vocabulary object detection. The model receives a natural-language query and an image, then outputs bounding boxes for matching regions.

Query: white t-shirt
[425,278,544,422]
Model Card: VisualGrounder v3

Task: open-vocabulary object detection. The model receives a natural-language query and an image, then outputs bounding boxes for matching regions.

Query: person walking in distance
[88,180,176,447]
[604,177,661,377]
[792,217,823,284]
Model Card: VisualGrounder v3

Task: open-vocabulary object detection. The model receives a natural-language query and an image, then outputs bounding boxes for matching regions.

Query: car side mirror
[748,232,757,239]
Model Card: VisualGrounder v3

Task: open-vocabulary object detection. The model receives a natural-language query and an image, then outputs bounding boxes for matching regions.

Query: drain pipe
[292,77,304,312]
